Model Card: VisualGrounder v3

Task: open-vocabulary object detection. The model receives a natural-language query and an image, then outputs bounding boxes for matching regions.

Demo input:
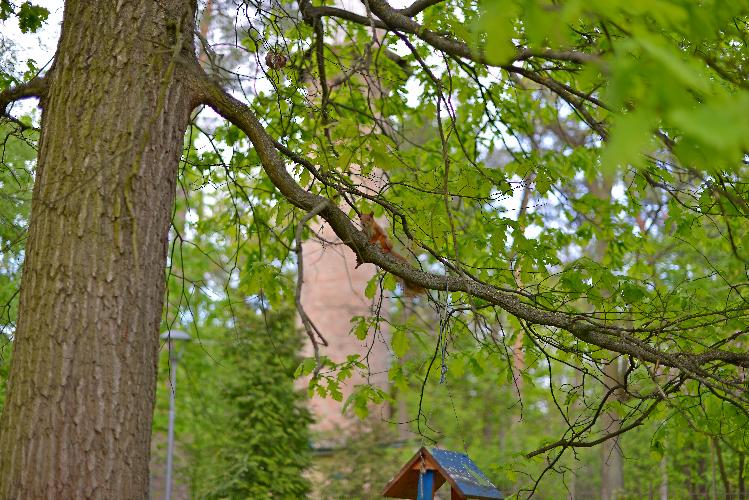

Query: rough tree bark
[0,0,197,496]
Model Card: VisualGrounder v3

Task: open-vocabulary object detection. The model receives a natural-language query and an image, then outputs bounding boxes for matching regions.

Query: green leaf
[601,110,655,172]
[391,328,410,358]
[474,0,519,65]
[383,272,398,292]
[364,275,378,299]
[636,36,710,93]
[350,316,369,341]
[668,93,749,153]
[17,2,49,34]
[294,358,317,378]
[620,282,646,304]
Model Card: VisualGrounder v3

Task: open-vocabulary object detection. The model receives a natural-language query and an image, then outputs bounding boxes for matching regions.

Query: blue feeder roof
[428,448,503,499]
[382,447,504,499]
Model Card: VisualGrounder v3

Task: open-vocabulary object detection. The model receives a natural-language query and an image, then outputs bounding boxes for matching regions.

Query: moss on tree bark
[0,0,197,496]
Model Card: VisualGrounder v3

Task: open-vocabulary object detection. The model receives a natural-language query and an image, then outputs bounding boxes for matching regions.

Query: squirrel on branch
[357,212,425,297]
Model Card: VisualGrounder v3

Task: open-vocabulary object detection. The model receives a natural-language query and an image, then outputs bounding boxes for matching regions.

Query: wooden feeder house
[382,447,504,500]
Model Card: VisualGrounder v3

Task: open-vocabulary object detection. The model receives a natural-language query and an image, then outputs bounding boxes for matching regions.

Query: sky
[1,1,63,71]
[0,0,63,118]
[1,0,412,71]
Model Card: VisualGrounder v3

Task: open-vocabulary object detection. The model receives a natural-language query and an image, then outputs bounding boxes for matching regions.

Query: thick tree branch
[306,0,599,71]
[195,68,749,381]
[0,76,48,131]
[304,5,387,29]
[515,48,601,65]
[366,0,480,61]
[398,0,444,17]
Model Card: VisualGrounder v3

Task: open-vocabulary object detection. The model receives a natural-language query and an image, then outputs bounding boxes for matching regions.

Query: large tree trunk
[0,0,196,496]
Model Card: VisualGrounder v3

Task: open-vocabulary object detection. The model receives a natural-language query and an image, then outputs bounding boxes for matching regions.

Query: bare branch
[304,5,387,29]
[295,200,330,376]
[398,0,444,17]
[515,48,601,65]
[525,376,684,459]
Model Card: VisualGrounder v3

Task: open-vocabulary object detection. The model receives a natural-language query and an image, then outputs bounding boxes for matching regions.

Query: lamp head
[160,330,191,342]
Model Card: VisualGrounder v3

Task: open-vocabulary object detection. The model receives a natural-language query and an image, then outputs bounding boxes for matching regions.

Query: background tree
[161,308,312,499]
[0,121,35,414]
[152,128,313,497]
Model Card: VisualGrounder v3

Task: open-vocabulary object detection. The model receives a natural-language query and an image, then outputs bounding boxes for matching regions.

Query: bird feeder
[382,447,504,500]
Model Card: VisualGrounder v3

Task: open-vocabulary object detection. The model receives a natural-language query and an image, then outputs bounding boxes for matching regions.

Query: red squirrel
[359,212,425,297]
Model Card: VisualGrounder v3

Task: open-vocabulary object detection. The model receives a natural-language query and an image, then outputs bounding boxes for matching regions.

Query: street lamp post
[160,329,191,500]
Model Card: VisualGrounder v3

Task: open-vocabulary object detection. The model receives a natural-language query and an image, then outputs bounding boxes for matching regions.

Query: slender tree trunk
[601,357,625,500]
[588,175,626,500]
[659,454,668,500]
[0,0,197,497]
[711,441,718,500]
[568,365,585,498]
[739,453,746,500]
[713,438,732,499]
